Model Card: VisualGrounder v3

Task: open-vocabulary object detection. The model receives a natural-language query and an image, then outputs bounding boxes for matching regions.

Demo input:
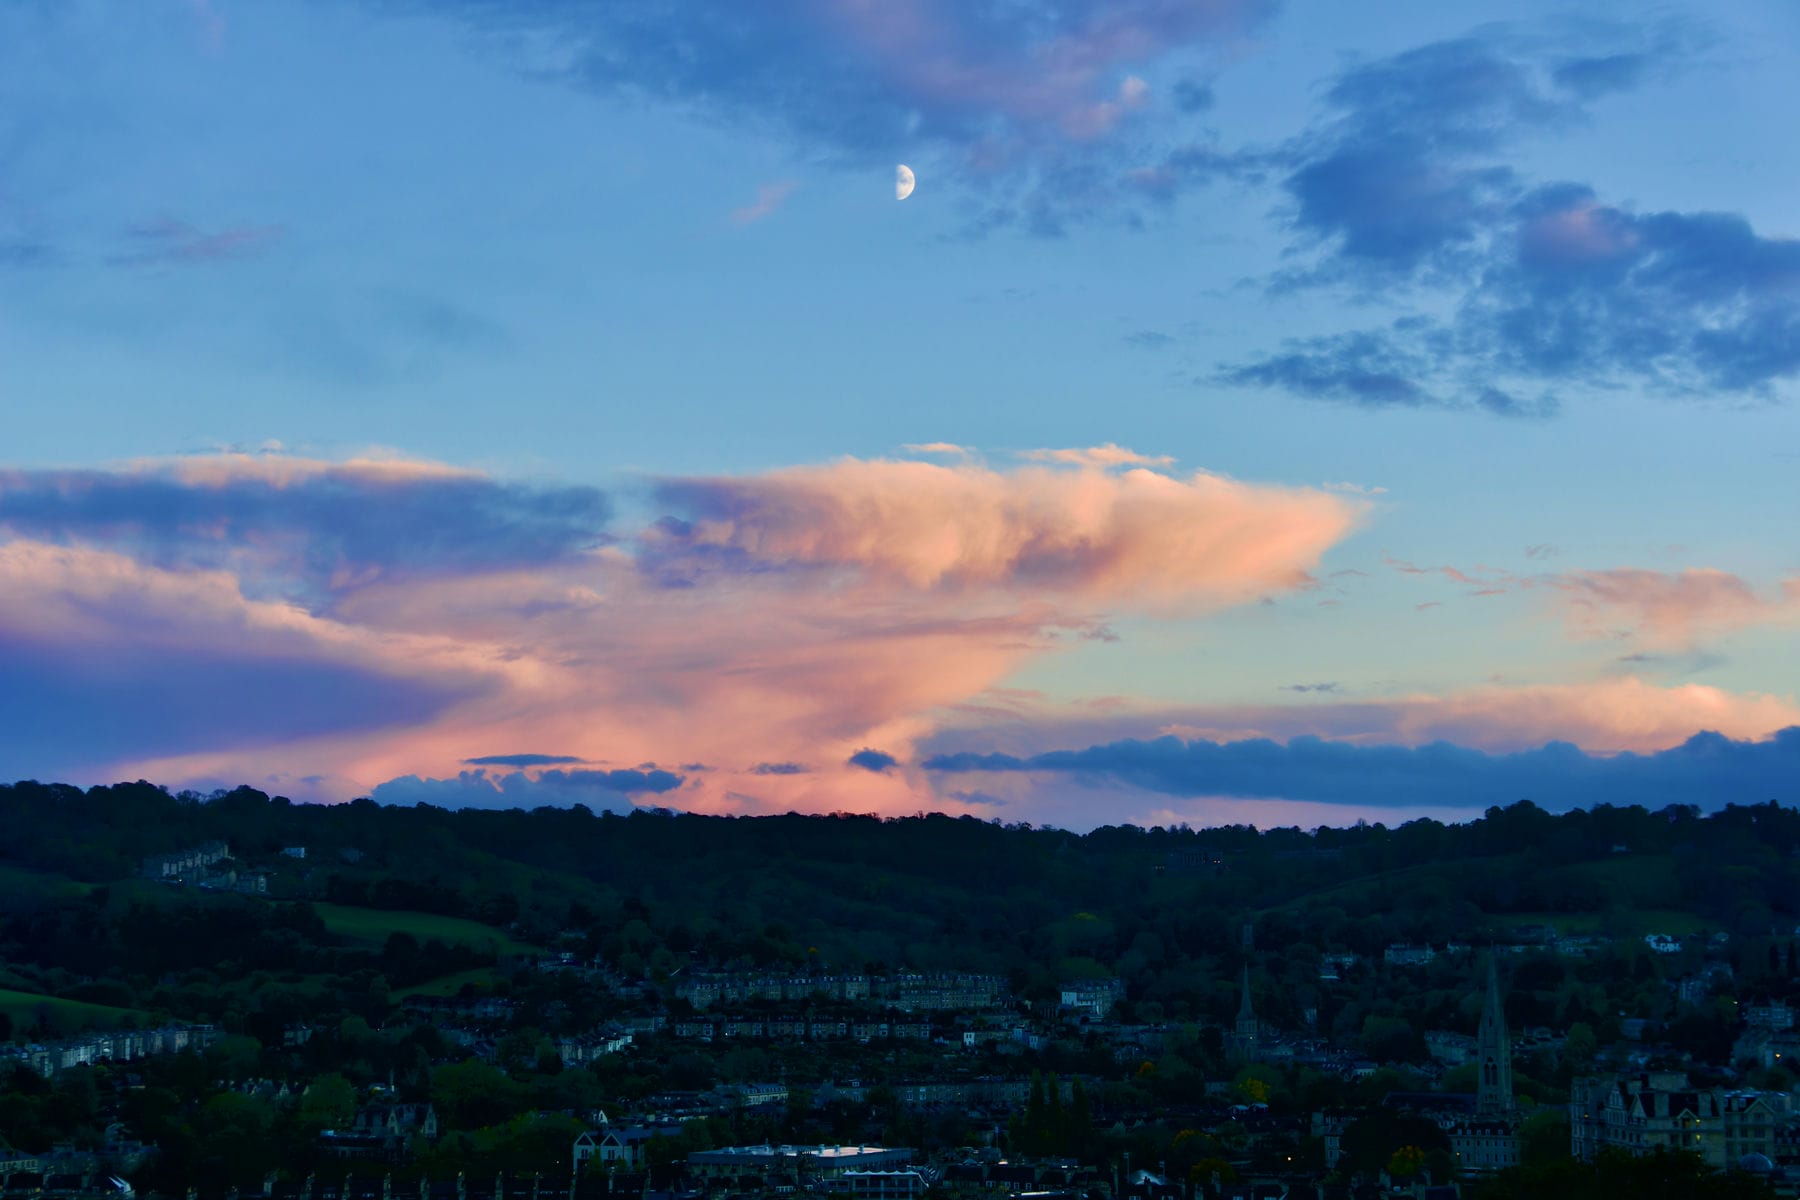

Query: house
[1384,944,1436,967]
[139,841,230,880]
[1570,1071,1792,1169]
[842,1171,927,1199]
[1643,934,1682,955]
[584,1126,683,1170]
[1059,978,1125,1017]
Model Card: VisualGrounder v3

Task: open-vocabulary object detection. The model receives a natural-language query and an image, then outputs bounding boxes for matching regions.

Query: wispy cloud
[113,216,282,267]
[405,0,1275,234]
[729,180,799,226]
[1020,443,1176,468]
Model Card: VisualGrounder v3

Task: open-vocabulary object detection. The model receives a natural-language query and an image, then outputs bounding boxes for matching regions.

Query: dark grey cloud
[751,761,810,776]
[925,726,1800,813]
[0,630,460,779]
[848,747,900,773]
[462,753,585,767]
[1226,23,1800,409]
[1220,328,1439,410]
[0,461,610,602]
[370,766,683,812]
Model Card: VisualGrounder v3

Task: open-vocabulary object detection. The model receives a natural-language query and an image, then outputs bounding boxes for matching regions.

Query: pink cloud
[4,451,1351,816]
[651,456,1360,604]
[932,676,1800,761]
[1549,567,1799,646]
[117,217,282,266]
[1021,443,1175,468]
[816,0,1257,142]
[728,180,799,227]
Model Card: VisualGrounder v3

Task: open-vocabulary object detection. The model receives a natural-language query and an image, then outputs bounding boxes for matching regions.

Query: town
[1,783,1794,1200]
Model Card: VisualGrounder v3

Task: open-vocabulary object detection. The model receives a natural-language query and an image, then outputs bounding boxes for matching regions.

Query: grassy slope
[312,903,540,955]
[0,988,146,1035]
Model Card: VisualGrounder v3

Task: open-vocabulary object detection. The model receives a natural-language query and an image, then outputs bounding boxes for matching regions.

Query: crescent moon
[896,164,915,201]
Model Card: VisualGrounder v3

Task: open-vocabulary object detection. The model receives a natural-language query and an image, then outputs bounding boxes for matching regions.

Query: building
[687,1146,913,1180]
[1445,956,1520,1174]
[1570,1072,1792,1169]
[1059,978,1124,1018]
[840,1171,928,1199]
[139,841,230,879]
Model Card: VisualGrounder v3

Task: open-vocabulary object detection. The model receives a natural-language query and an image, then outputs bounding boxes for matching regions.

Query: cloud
[0,454,610,607]
[1220,328,1442,411]
[647,454,1359,604]
[369,766,682,811]
[1281,682,1340,694]
[1021,443,1176,468]
[848,747,899,773]
[729,180,799,226]
[1549,567,1800,647]
[926,675,1800,759]
[1228,24,1800,407]
[1383,558,1800,648]
[924,725,1800,815]
[751,761,810,775]
[1123,330,1174,350]
[462,753,585,767]
[408,0,1275,232]
[6,450,1354,818]
[0,539,512,780]
[902,442,975,457]
[113,216,282,267]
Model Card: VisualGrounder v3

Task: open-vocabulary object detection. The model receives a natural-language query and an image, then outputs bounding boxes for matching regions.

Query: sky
[3,0,1800,830]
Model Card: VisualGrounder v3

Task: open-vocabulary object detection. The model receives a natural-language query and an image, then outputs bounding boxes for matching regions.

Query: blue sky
[3,0,1799,827]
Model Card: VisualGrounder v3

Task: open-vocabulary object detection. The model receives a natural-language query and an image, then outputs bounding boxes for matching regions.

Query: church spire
[1231,964,1259,1061]
[1476,953,1513,1118]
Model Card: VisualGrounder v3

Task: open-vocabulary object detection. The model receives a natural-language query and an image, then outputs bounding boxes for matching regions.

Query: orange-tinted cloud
[1549,567,1800,647]
[650,456,1360,604]
[5,451,1350,815]
[937,676,1800,758]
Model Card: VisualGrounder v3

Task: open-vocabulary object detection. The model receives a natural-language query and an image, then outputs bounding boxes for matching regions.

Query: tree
[298,1073,357,1133]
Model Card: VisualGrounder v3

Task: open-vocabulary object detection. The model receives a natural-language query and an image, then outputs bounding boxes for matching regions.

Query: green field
[0,863,93,901]
[312,903,540,955]
[391,967,501,1001]
[0,988,144,1034]
[1490,908,1709,937]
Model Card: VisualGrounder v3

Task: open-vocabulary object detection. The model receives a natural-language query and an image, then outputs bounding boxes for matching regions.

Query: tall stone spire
[1476,953,1513,1117]
[1232,964,1259,1060]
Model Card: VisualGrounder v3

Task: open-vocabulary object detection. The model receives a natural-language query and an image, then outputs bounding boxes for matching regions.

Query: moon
[895,164,915,201]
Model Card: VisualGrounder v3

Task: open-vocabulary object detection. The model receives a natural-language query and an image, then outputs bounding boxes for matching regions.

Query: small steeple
[1237,964,1255,1024]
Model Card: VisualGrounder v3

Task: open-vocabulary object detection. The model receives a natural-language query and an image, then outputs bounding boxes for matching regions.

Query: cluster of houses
[671,972,1010,1014]
[139,840,266,895]
[0,1024,218,1077]
[667,1018,934,1044]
